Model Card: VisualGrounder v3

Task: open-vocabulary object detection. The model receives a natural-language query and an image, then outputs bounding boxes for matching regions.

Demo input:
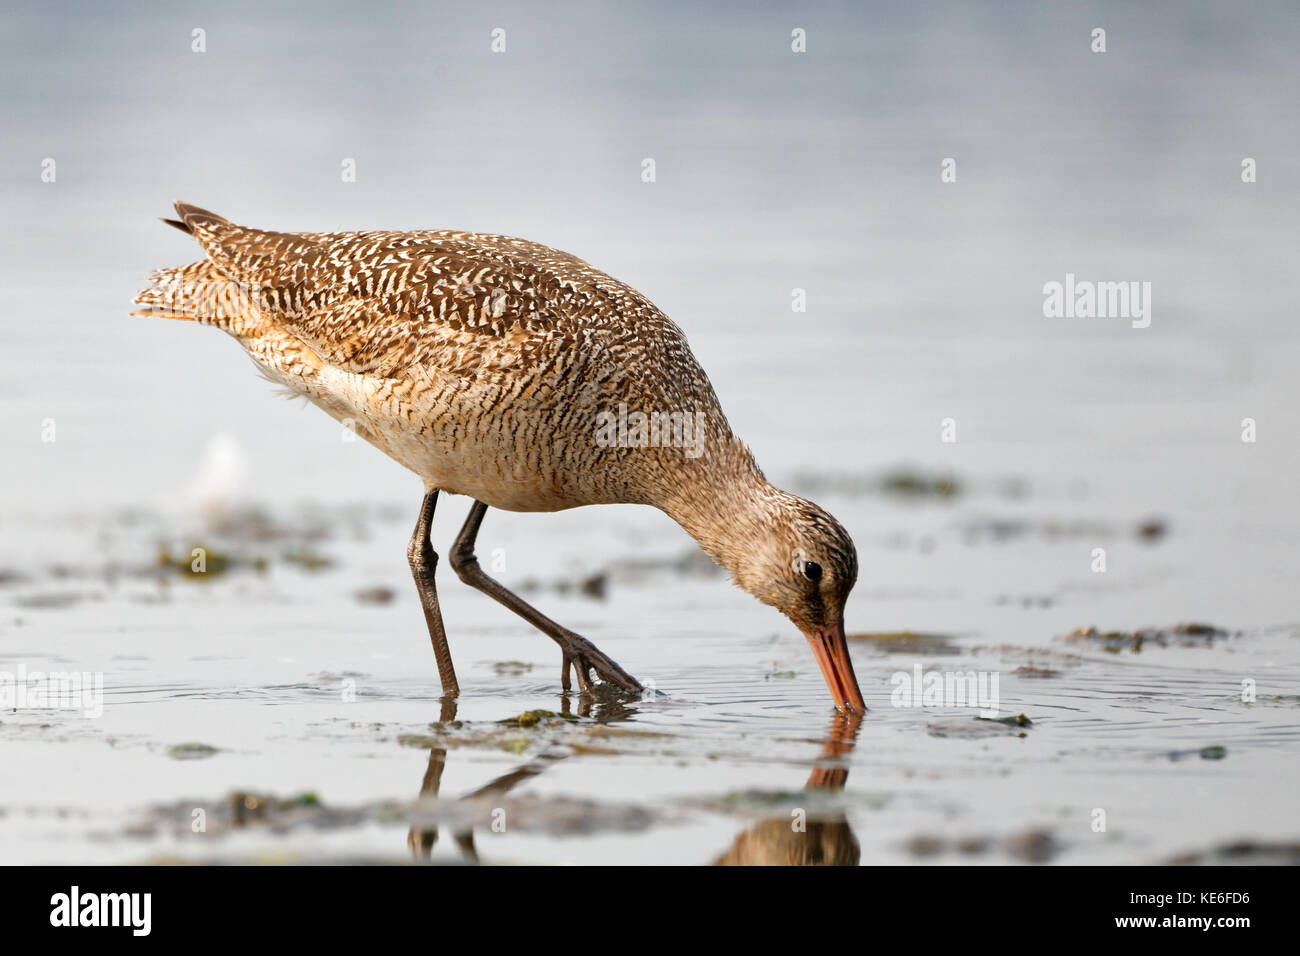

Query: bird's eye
[803,561,823,582]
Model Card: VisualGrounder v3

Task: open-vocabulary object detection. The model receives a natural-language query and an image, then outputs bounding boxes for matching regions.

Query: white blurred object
[185,434,250,525]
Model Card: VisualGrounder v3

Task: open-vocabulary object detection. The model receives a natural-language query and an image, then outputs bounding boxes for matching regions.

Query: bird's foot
[558,632,642,695]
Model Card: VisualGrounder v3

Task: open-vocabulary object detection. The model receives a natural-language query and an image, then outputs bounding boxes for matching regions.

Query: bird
[713,713,862,864]
[133,202,866,713]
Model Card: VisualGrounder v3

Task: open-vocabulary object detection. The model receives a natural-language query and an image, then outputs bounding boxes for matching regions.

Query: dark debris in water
[498,710,579,728]
[568,573,608,601]
[125,788,661,843]
[410,792,660,838]
[995,593,1056,609]
[847,631,962,656]
[12,592,88,610]
[880,470,961,500]
[166,742,220,760]
[152,542,335,580]
[126,790,398,839]
[353,585,396,605]
[906,828,1060,863]
[1063,622,1235,653]
[689,788,860,822]
[492,660,535,676]
[927,715,1031,739]
[228,791,322,826]
[791,469,961,500]
[280,546,334,572]
[1167,745,1228,762]
[156,546,262,580]
[976,713,1032,728]
[396,711,595,756]
[1166,840,1300,865]
[517,570,613,600]
[963,516,1113,545]
[1013,665,1061,678]
[1136,517,1168,542]
[965,514,1170,548]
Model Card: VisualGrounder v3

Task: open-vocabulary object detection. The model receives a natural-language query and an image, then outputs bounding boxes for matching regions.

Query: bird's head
[658,439,866,713]
[728,491,866,713]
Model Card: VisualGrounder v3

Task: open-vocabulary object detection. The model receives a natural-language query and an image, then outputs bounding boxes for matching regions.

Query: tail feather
[172,200,233,240]
[135,202,260,328]
[131,259,249,328]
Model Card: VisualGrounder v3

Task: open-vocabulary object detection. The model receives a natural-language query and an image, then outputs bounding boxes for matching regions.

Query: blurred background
[2,0,1295,503]
[5,0,1298,622]
[1,1,1297,864]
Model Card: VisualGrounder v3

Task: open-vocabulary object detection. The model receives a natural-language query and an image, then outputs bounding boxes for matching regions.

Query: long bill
[803,621,866,714]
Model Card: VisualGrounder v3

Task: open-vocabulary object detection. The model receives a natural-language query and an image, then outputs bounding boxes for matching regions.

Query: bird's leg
[407,747,447,859]
[449,501,643,695]
[408,490,459,698]
[407,700,459,860]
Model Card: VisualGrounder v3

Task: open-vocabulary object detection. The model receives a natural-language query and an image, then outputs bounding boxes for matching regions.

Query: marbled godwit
[134,202,866,713]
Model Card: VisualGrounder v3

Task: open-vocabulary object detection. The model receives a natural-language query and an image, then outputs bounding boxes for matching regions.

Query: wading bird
[134,203,866,712]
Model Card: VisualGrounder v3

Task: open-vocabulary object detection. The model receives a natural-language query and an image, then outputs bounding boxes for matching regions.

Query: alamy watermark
[594,403,705,458]
[891,664,1000,717]
[1042,273,1152,329]
[50,886,150,936]
[0,664,103,718]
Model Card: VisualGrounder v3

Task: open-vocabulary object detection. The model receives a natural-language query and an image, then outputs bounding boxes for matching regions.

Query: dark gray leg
[407,747,447,859]
[407,490,459,697]
[449,501,642,694]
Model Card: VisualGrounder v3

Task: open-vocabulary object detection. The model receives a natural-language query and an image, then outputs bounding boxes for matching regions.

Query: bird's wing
[172,203,677,385]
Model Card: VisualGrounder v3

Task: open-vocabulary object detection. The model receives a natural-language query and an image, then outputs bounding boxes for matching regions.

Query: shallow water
[2,0,1299,863]
[1,485,1297,864]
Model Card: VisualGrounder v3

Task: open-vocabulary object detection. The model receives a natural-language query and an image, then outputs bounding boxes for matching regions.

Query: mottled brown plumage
[134,202,865,711]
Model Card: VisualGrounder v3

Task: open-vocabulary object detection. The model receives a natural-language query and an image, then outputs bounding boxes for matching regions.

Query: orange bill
[803,621,866,714]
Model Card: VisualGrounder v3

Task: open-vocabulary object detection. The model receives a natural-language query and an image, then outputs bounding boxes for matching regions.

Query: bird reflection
[407,700,861,865]
[407,747,545,862]
[406,692,634,861]
[711,713,862,866]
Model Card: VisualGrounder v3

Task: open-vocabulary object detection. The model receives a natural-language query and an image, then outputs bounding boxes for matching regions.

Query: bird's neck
[658,438,782,581]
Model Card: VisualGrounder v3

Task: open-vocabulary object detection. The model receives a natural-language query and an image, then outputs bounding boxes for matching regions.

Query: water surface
[1,0,1297,864]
